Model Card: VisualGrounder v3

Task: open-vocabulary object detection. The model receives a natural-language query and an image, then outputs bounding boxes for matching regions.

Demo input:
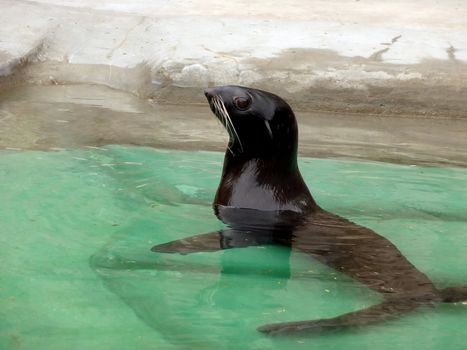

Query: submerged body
[152,86,467,335]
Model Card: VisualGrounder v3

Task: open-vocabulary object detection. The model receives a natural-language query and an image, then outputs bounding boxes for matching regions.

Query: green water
[1,145,466,350]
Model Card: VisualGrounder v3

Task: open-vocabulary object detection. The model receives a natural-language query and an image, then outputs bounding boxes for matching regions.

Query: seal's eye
[233,96,251,110]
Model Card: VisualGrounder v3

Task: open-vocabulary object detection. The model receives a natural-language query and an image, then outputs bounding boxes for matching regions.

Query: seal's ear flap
[252,94,276,121]
[264,120,273,139]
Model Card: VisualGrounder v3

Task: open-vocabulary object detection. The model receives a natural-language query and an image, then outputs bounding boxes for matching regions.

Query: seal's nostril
[204,88,216,99]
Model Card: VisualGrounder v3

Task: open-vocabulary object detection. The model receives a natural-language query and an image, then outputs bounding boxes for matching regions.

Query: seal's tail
[257,299,420,336]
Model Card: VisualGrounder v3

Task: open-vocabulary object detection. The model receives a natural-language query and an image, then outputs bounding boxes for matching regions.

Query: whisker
[216,98,235,149]
[213,97,235,154]
[218,98,244,153]
[214,98,228,131]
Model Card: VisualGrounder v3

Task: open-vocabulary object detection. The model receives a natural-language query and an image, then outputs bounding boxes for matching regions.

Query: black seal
[152,86,467,335]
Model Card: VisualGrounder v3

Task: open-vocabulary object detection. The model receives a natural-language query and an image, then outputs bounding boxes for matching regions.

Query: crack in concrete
[370,34,401,61]
[447,45,457,61]
[368,47,390,62]
[106,16,146,60]
[391,35,402,44]
[0,36,47,76]
[201,45,242,80]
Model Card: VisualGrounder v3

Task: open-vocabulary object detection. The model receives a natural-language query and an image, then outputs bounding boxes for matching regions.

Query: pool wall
[1,0,467,118]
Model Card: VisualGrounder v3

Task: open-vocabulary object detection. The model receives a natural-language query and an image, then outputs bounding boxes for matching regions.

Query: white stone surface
[0,0,466,114]
[3,0,465,65]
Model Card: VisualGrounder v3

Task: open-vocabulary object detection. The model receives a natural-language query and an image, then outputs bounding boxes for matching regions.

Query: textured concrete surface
[1,0,467,117]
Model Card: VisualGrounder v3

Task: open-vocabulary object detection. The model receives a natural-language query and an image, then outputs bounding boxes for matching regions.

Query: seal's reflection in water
[152,85,467,335]
[153,204,457,335]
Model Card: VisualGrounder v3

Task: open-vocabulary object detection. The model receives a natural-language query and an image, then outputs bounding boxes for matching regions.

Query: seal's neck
[213,151,317,213]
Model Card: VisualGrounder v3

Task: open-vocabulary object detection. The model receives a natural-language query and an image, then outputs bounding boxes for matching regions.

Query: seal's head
[204,85,298,160]
[204,85,315,214]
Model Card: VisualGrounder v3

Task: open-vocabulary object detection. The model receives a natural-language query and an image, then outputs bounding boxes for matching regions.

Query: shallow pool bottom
[1,145,466,349]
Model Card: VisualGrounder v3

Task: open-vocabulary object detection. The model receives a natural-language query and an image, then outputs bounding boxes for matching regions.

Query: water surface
[1,145,466,349]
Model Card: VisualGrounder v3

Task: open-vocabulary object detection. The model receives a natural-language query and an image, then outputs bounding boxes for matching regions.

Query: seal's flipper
[440,286,467,302]
[257,299,420,336]
[152,229,276,254]
[151,231,225,254]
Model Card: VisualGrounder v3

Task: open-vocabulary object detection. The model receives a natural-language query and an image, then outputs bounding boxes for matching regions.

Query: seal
[151,85,467,335]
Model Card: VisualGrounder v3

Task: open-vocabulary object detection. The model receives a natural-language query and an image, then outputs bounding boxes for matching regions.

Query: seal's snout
[204,88,216,100]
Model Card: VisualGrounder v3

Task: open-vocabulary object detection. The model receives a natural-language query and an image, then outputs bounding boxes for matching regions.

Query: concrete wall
[1,0,466,117]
